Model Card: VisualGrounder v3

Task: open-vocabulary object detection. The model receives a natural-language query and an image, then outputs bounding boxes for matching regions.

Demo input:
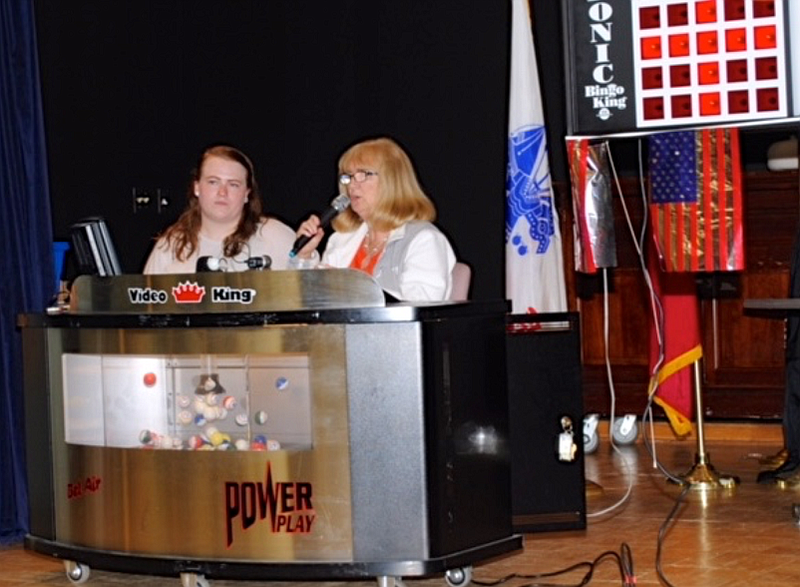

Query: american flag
[649,128,744,273]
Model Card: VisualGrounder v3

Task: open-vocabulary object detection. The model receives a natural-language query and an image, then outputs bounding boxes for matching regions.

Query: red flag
[647,243,701,436]
[649,128,744,273]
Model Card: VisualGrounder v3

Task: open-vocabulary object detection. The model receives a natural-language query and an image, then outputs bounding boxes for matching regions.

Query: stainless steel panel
[50,325,354,561]
[345,323,429,560]
[69,268,385,314]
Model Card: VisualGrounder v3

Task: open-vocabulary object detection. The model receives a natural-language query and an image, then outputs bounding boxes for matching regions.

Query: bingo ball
[143,372,157,387]
[235,438,249,451]
[222,396,236,410]
[254,410,268,425]
[189,435,205,450]
[266,439,281,451]
[235,413,248,426]
[202,405,218,421]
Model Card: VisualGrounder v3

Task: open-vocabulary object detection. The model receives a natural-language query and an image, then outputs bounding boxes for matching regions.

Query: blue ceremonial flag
[506,0,567,315]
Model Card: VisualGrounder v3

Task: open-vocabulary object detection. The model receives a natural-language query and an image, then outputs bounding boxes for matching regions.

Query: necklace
[363,232,388,256]
[355,231,388,272]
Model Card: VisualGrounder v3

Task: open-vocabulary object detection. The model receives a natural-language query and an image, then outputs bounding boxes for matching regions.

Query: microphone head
[332,193,351,213]
[246,255,272,270]
[196,256,221,272]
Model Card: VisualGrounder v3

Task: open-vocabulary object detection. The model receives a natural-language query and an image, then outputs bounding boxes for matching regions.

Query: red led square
[724,0,745,20]
[700,93,721,116]
[642,67,663,89]
[753,1,776,18]
[728,91,749,114]
[754,26,777,50]
[669,34,691,57]
[697,62,720,85]
[640,6,660,29]
[641,36,662,59]
[643,97,665,120]
[667,3,689,26]
[725,28,747,52]
[726,59,748,82]
[696,1,717,23]
[697,31,719,54]
[671,95,693,118]
[755,57,778,80]
[757,88,780,111]
[670,64,692,86]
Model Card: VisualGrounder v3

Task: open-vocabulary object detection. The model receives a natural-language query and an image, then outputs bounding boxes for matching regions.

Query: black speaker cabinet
[506,312,586,532]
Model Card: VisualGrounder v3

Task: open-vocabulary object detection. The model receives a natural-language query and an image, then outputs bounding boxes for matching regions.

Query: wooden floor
[3,429,800,587]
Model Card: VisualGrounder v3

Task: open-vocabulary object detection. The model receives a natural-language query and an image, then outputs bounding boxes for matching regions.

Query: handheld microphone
[289,194,351,257]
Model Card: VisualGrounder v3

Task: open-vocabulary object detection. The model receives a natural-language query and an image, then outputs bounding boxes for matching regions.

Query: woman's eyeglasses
[339,170,378,185]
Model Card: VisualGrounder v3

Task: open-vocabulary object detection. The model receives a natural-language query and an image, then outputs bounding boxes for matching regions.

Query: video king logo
[172,281,206,303]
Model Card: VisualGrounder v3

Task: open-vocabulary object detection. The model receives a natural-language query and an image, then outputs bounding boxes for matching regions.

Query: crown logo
[172,281,206,303]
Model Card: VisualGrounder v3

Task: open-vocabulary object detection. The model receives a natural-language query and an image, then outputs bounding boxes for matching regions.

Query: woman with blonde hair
[293,137,456,301]
[144,144,295,274]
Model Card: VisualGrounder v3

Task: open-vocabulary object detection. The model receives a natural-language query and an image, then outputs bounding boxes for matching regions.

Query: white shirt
[323,221,456,302]
[143,217,295,274]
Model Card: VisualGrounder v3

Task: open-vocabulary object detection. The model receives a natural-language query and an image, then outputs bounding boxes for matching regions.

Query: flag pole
[678,358,740,489]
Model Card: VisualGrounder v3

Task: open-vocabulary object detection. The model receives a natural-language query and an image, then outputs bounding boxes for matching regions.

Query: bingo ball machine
[20,269,521,587]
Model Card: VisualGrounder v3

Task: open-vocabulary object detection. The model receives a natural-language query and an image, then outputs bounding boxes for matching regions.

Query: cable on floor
[655,484,691,587]
[586,268,635,519]
[471,542,636,587]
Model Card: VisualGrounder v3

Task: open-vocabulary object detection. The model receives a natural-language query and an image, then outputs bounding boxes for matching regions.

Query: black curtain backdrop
[34,0,512,301]
[0,0,55,543]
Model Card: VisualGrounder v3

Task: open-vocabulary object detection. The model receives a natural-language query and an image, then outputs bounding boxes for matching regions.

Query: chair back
[450,262,472,301]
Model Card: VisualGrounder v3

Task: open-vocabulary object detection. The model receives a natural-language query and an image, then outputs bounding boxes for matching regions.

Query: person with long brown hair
[144,144,294,273]
[292,137,456,301]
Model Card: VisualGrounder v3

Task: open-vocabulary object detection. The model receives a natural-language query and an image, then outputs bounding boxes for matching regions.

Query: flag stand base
[677,454,740,490]
[674,360,740,490]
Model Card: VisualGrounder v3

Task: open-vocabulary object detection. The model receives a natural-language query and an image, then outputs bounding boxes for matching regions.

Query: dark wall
[34,0,514,301]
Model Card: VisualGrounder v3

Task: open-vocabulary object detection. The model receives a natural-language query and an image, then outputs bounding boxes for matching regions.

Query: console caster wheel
[612,414,638,445]
[445,566,472,587]
[583,413,600,454]
[64,560,90,584]
[180,572,210,587]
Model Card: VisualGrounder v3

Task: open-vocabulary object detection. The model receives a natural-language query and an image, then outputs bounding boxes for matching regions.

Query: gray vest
[373,222,433,297]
